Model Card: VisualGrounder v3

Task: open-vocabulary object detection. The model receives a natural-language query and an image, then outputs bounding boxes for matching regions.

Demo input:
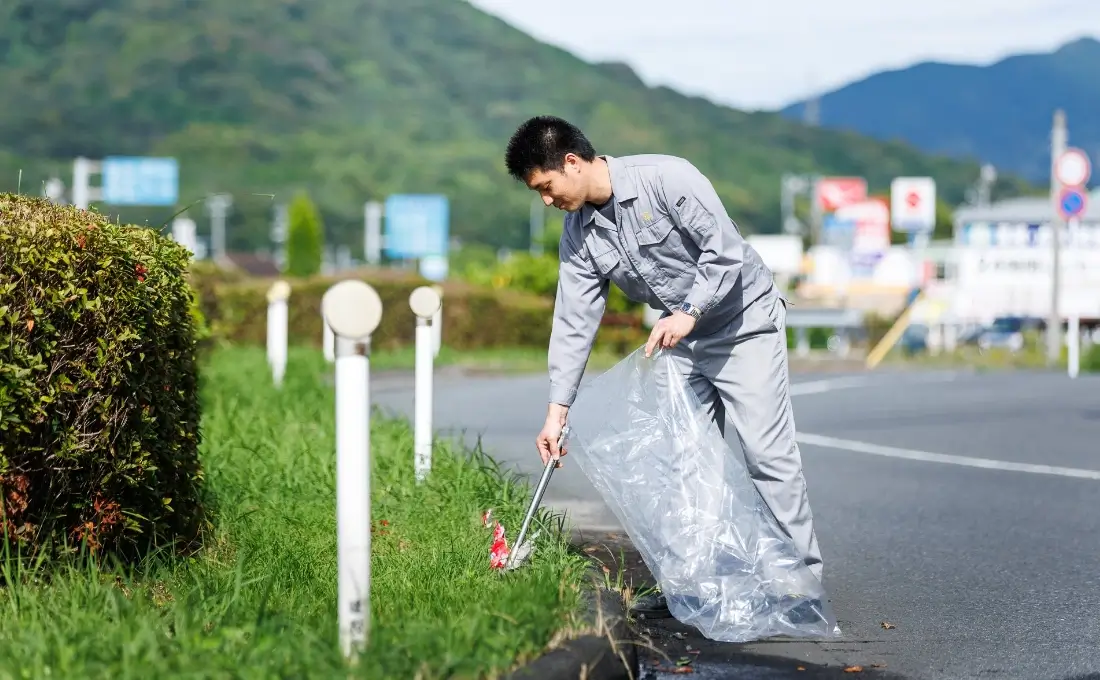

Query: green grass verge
[0,346,591,679]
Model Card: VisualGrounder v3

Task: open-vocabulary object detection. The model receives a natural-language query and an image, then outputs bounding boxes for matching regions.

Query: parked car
[977,316,1029,353]
[900,323,929,355]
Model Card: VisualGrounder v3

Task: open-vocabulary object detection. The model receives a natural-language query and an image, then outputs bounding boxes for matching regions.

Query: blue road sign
[383,194,449,259]
[1058,187,1087,219]
[101,156,179,206]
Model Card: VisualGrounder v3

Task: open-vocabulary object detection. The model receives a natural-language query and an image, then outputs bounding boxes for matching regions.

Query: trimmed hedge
[203,268,556,351]
[0,194,206,561]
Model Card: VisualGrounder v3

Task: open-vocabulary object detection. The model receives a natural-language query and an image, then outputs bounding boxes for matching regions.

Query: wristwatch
[676,302,701,320]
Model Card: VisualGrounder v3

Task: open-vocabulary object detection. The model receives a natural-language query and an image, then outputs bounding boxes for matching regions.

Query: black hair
[504,115,596,182]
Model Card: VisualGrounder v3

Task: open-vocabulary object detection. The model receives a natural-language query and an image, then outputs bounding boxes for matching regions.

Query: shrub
[284,192,324,278]
[0,194,207,562]
[203,268,555,351]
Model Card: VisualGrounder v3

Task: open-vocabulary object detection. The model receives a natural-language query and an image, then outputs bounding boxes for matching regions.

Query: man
[503,115,823,618]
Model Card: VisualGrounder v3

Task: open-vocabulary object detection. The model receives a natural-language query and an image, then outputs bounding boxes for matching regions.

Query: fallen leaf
[26,319,33,332]
[871,664,887,668]
[797,667,806,672]
[881,621,896,630]
[669,667,694,675]
[601,565,610,574]
[844,666,863,673]
[676,657,692,666]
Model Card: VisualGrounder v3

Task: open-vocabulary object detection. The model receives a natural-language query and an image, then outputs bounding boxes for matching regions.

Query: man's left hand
[645,311,696,357]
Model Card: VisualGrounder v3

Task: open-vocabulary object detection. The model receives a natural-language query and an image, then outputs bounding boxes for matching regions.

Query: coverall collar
[579,155,637,229]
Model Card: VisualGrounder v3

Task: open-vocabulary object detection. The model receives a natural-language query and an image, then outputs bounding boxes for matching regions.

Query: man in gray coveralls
[504,116,824,617]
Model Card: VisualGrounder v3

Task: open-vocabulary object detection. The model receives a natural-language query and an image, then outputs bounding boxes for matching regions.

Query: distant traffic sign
[101,156,179,206]
[1058,187,1088,219]
[1055,148,1091,187]
[383,194,449,259]
[890,176,936,232]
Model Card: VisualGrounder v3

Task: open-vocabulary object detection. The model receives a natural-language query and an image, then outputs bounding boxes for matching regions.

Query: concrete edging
[505,586,639,680]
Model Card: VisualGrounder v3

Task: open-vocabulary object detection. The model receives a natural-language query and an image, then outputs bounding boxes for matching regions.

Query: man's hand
[645,311,697,357]
[536,404,569,468]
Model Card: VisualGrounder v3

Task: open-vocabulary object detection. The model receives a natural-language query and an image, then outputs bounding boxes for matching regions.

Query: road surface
[373,362,1100,680]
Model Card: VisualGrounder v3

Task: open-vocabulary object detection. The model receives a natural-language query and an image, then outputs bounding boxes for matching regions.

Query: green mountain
[781,37,1100,183]
[0,0,1035,255]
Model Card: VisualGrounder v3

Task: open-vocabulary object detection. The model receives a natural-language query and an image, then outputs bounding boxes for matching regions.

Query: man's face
[525,154,586,212]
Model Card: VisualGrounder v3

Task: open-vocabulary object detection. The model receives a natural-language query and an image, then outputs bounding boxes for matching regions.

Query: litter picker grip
[506,425,569,570]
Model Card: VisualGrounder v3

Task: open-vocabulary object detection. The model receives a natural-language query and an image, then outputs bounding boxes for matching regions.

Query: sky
[466,0,1100,110]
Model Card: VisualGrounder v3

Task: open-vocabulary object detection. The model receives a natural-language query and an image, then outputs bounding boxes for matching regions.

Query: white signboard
[953,247,1100,320]
[891,177,936,232]
[747,234,803,275]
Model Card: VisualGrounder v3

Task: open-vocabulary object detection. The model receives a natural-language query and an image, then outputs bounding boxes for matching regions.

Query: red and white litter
[482,508,538,571]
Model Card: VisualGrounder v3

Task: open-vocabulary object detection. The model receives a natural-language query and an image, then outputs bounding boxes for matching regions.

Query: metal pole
[1068,314,1080,378]
[1047,110,1066,365]
[530,196,545,256]
[364,201,383,265]
[72,157,91,210]
[206,193,233,265]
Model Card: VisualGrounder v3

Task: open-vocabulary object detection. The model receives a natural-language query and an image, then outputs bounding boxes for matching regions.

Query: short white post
[322,280,384,661]
[409,286,442,483]
[1068,315,1080,379]
[266,281,291,388]
[324,320,335,363]
[430,284,443,357]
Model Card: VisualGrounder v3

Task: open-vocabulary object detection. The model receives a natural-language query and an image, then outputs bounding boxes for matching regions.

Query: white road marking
[789,372,961,397]
[797,432,1100,481]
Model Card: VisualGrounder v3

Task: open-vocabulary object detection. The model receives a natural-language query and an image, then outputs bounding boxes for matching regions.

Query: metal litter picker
[504,426,569,570]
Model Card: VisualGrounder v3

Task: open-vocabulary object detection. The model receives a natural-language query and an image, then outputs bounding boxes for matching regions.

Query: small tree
[285,192,324,277]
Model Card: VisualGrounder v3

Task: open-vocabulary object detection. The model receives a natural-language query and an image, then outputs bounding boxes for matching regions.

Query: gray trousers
[663,286,823,582]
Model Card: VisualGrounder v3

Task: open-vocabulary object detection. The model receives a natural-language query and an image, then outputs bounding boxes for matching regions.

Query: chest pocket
[633,212,693,271]
[590,247,620,277]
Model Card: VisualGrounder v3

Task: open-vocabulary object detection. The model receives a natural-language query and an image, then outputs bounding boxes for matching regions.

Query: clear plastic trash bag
[563,347,841,642]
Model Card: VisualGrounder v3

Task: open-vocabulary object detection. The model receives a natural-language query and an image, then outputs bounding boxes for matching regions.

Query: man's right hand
[536,404,569,467]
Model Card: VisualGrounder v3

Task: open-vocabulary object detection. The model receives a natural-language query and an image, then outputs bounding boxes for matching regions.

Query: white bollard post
[1068,315,1080,379]
[409,286,442,483]
[324,320,335,363]
[322,280,384,661]
[266,281,291,388]
[430,284,443,358]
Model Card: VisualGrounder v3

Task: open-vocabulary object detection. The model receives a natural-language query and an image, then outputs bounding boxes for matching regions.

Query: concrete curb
[505,586,639,680]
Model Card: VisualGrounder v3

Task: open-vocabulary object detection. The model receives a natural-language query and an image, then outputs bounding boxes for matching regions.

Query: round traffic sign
[1058,187,1088,219]
[1055,148,1091,187]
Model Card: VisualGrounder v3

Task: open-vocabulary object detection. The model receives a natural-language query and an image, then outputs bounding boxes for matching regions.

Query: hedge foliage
[201,268,558,351]
[0,194,207,561]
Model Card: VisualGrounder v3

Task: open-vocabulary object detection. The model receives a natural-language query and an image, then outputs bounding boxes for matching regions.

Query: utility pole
[205,193,233,265]
[530,196,545,256]
[1046,110,1066,365]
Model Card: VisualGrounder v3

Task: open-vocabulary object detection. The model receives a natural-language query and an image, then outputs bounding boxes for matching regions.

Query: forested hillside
[0,0,1033,253]
[782,38,1100,183]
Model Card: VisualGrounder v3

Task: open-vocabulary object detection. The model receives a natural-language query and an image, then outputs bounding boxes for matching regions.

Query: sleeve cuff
[683,289,713,316]
[549,384,578,407]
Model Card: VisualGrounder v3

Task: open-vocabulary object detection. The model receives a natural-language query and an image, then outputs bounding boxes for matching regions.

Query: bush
[285,192,324,278]
[201,268,555,350]
[0,194,207,562]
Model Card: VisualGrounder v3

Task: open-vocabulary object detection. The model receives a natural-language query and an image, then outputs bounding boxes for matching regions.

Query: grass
[0,346,592,679]
[880,331,1100,373]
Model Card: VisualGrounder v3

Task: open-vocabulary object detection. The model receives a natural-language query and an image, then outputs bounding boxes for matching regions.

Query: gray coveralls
[548,154,823,582]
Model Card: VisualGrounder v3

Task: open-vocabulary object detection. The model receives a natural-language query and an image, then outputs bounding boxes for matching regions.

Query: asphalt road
[373,363,1100,680]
